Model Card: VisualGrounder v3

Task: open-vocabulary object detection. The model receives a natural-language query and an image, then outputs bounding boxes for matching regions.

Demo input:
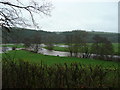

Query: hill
[1,27,119,43]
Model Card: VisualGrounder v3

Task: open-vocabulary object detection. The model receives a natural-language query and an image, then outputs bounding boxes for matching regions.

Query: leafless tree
[65,34,74,57]
[0,0,53,53]
[90,35,114,60]
[0,0,53,31]
[30,32,41,53]
[44,34,54,50]
[66,30,88,57]
[23,37,32,49]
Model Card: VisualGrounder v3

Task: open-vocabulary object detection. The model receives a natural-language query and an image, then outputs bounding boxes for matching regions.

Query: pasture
[2,44,24,48]
[3,50,119,68]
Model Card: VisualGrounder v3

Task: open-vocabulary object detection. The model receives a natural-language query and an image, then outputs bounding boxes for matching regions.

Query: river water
[0,44,120,59]
[38,48,69,57]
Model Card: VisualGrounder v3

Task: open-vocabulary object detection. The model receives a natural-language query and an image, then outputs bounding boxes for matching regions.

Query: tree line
[65,31,118,61]
[2,27,119,44]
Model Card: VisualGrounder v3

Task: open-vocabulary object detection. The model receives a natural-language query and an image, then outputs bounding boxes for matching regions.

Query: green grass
[3,50,119,68]
[44,46,68,52]
[112,43,119,53]
[55,43,67,45]
[2,44,24,48]
[0,54,2,62]
[54,46,68,52]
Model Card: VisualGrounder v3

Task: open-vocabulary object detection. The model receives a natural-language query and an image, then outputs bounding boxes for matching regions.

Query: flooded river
[38,48,69,57]
[0,44,120,60]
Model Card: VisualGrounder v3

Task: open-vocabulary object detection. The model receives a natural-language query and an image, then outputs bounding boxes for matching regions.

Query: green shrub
[2,59,119,88]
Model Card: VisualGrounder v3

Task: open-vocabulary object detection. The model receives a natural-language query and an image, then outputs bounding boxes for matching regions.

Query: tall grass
[2,59,119,88]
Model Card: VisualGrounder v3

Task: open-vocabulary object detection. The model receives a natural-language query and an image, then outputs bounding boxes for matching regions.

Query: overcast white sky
[34,0,118,33]
[2,0,118,32]
[35,0,118,32]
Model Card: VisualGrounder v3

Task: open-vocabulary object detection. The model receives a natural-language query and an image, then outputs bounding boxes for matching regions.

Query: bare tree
[0,0,53,54]
[80,43,91,58]
[23,37,32,49]
[44,34,54,50]
[65,34,74,57]
[30,32,41,53]
[0,0,53,30]
[90,35,114,60]
[66,30,88,57]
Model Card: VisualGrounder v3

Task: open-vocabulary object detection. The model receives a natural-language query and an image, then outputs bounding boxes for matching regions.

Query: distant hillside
[2,27,119,43]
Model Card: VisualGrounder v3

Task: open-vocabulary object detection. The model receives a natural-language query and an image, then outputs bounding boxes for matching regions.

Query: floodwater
[0,47,2,53]
[0,47,22,53]
[0,44,120,59]
[38,48,70,57]
[54,44,68,47]
[0,46,70,57]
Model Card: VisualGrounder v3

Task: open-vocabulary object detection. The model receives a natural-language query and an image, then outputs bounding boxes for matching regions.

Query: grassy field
[2,44,24,48]
[53,46,68,52]
[3,50,119,68]
[112,43,119,53]
[44,46,68,52]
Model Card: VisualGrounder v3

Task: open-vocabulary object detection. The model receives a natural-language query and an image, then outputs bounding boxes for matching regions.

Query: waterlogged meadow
[2,50,120,88]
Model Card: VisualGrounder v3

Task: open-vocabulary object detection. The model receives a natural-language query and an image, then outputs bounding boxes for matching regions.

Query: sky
[1,0,119,33]
[35,0,118,33]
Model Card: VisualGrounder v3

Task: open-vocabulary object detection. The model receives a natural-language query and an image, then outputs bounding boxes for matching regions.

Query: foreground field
[3,50,119,68]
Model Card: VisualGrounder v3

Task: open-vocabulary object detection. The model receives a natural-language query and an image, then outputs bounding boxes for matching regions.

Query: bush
[45,44,54,50]
[2,59,119,88]
[12,47,16,50]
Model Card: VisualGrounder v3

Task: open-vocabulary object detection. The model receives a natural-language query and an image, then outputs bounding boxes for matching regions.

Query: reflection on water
[38,48,69,57]
[0,47,21,53]
[54,44,68,47]
[2,47,12,52]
